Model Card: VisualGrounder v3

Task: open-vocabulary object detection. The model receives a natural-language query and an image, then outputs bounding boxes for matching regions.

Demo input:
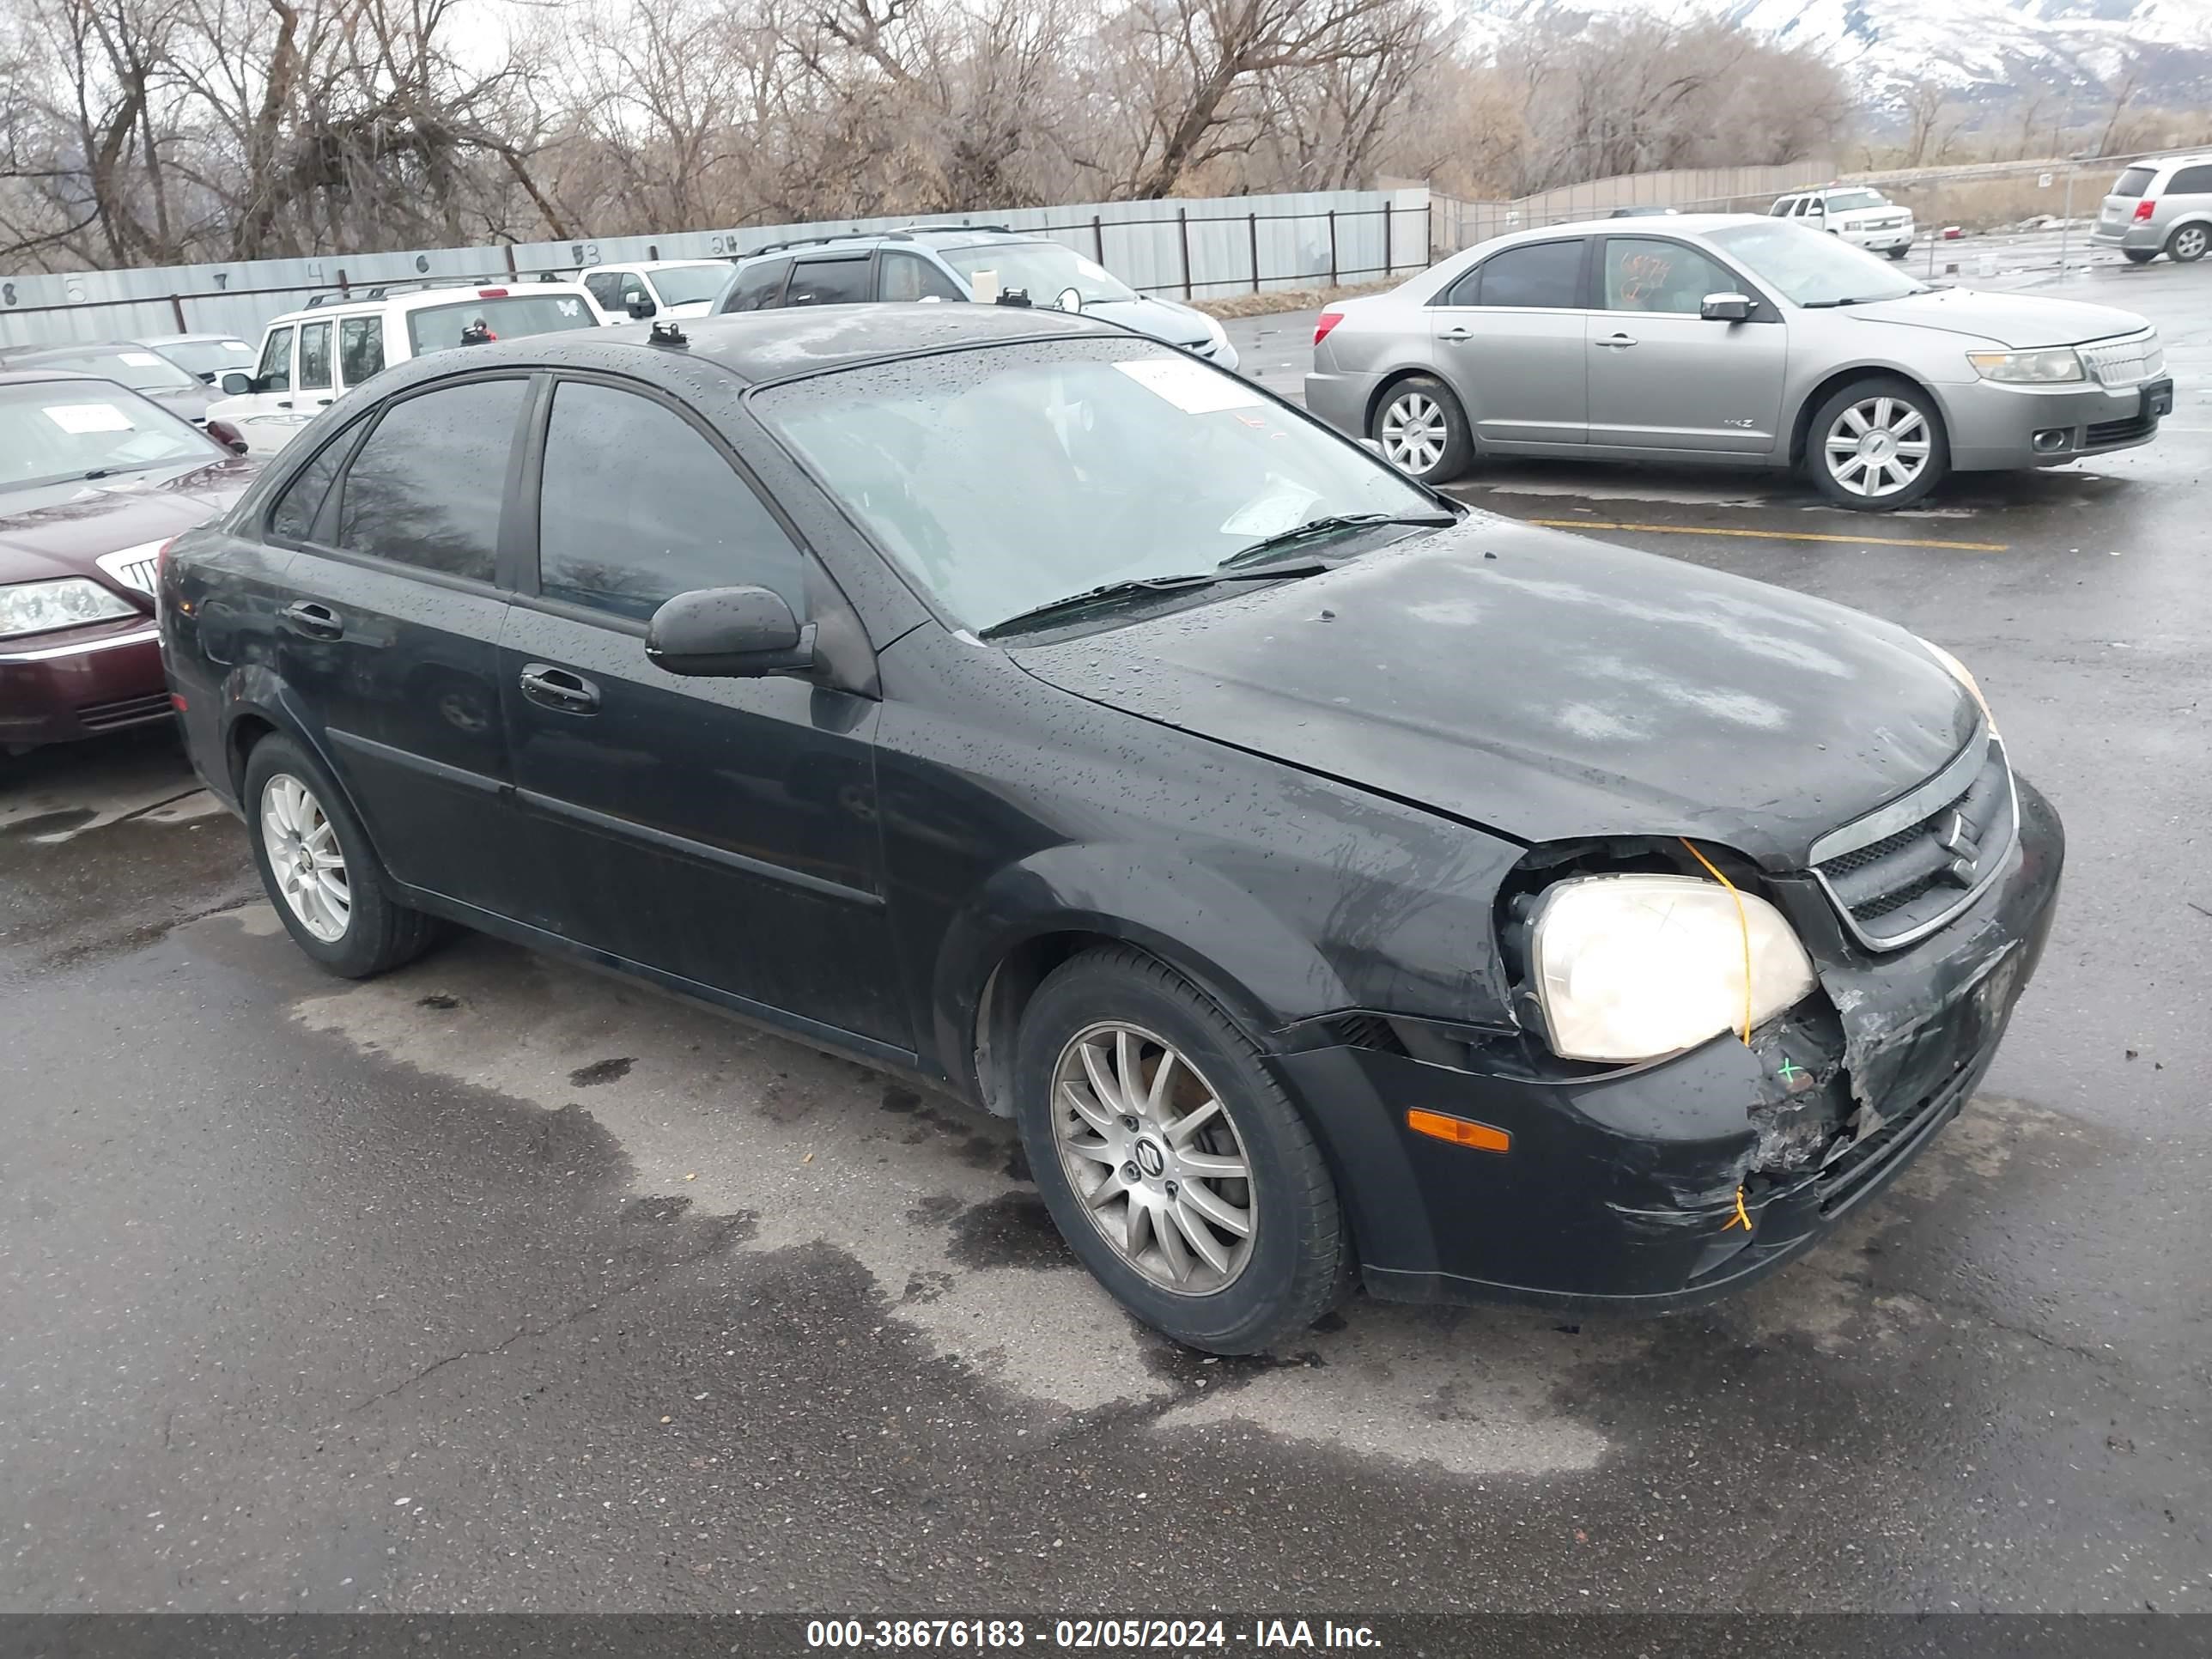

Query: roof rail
[896,222,1018,237]
[744,228,915,257]
[297,273,520,308]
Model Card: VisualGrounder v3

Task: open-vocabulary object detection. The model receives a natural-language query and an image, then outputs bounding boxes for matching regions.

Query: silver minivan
[2092,153,2212,264]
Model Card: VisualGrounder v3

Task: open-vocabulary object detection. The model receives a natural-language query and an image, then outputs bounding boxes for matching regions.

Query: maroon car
[0,369,256,750]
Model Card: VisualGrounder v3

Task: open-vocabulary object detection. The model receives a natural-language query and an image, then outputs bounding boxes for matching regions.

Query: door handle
[519,664,601,715]
[1595,332,1638,349]
[275,398,293,409]
[281,600,343,639]
[1440,326,1474,342]
[314,396,332,406]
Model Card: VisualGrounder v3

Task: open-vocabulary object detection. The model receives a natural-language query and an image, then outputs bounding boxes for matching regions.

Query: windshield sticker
[556,298,580,316]
[1220,483,1326,538]
[1113,356,1264,414]
[118,351,166,368]
[46,403,135,434]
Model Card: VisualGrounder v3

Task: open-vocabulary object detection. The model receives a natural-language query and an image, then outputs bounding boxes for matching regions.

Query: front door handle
[1440,326,1474,342]
[281,599,343,639]
[275,398,293,409]
[519,664,601,715]
[313,396,332,406]
[1595,332,1638,349]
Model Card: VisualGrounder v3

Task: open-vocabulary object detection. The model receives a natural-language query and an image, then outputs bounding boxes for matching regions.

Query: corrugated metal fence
[0,187,1431,350]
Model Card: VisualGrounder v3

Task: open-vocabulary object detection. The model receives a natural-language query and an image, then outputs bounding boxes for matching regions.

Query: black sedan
[159,307,2061,1354]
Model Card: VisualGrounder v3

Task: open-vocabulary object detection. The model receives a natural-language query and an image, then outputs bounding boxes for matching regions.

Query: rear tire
[242,732,441,978]
[2123,249,2157,265]
[1012,947,1349,1355]
[1805,377,1948,512]
[1369,374,1474,484]
[2165,224,2208,263]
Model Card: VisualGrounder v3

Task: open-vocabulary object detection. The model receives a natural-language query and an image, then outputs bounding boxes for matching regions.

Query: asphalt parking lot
[3,258,2207,1618]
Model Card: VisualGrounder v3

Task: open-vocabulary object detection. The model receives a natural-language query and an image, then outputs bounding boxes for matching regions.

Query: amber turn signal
[1406,1109,1510,1153]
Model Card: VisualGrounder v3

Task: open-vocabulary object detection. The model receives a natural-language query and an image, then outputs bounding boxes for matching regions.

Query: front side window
[1602,239,1737,313]
[1705,221,1924,307]
[338,316,385,386]
[1770,198,1796,217]
[722,258,791,313]
[535,380,804,621]
[879,252,964,302]
[784,258,872,307]
[757,340,1443,635]
[583,272,625,312]
[257,327,295,392]
[335,378,527,583]
[1475,241,1583,307]
[297,321,332,392]
[404,294,597,356]
[0,381,217,492]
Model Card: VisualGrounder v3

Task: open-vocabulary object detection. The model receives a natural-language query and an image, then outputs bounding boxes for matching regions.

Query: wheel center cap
[1861,432,1893,460]
[1134,1139,1166,1179]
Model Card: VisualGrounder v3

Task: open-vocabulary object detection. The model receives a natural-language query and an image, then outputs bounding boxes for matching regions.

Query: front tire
[1806,377,1948,511]
[2166,223,2208,263]
[1370,374,1473,484]
[1885,246,1910,260]
[1012,947,1348,1354]
[243,733,441,978]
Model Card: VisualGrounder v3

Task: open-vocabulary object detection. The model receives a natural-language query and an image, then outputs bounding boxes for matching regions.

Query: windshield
[158,339,254,378]
[1705,222,1925,306]
[406,293,599,354]
[757,339,1440,635]
[1820,190,1888,212]
[939,242,1139,307]
[0,381,218,491]
[647,265,734,307]
[27,348,201,392]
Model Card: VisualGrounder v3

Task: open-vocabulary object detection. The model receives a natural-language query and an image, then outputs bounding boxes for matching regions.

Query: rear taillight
[1314,308,1345,346]
[2134,200,2157,222]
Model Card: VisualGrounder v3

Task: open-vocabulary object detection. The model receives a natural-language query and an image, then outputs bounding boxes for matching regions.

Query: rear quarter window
[2112,167,2156,198]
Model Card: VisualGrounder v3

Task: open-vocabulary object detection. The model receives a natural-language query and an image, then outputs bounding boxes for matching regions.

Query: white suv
[1769,187,1917,259]
[207,278,611,454]
[575,260,735,321]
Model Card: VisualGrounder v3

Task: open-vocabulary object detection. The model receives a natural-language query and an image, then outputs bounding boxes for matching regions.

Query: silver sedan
[1306,215,2172,510]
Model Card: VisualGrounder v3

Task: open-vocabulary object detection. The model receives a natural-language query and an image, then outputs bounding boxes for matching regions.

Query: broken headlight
[1528,874,1816,1064]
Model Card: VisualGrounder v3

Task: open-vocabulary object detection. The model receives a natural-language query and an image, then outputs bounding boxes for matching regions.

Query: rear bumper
[0,620,167,747]
[1942,375,2169,471]
[1272,777,2063,1313]
[1304,369,1377,437]
[2089,222,2160,251]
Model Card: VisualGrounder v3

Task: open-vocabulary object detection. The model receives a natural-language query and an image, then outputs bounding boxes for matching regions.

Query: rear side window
[339,316,384,385]
[257,327,295,392]
[2168,164,2212,195]
[1770,198,1796,216]
[404,295,597,355]
[297,321,332,392]
[2112,167,2156,198]
[1474,241,1583,307]
[534,380,805,620]
[785,258,872,307]
[269,424,356,543]
[722,258,791,312]
[335,379,527,583]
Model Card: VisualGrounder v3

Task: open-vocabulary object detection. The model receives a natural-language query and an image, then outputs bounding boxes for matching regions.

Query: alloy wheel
[1378,392,1446,475]
[262,773,350,942]
[2172,226,2208,262]
[1822,395,1932,499]
[1050,1022,1256,1295]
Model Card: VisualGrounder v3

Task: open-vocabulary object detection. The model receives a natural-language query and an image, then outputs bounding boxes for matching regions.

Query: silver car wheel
[2172,226,2208,261]
[1378,392,1446,476]
[1822,396,1932,498]
[262,773,351,943]
[1050,1022,1255,1296]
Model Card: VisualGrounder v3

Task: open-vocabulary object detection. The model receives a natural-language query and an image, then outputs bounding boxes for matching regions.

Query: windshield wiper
[1218,510,1457,569]
[980,557,1329,639]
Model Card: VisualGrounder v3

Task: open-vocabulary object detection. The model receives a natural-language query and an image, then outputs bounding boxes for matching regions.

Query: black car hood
[1010,517,1978,869]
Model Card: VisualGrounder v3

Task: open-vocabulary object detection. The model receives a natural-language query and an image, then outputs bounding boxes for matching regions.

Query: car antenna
[648,319,689,348]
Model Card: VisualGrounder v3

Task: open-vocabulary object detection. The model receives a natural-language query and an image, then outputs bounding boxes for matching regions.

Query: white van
[208,278,611,454]
[1767,188,1917,259]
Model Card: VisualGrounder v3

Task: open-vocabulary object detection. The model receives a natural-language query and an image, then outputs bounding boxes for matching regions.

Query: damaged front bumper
[1273,776,2063,1312]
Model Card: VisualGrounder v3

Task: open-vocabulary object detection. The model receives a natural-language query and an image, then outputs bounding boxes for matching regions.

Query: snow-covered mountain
[1462,0,2212,112]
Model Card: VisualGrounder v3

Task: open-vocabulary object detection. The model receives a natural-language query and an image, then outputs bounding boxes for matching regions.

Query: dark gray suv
[714,226,1240,370]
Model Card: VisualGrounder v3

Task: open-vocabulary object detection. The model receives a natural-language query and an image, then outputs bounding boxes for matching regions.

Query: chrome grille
[2078,331,2164,387]
[1810,729,2017,951]
[94,540,166,597]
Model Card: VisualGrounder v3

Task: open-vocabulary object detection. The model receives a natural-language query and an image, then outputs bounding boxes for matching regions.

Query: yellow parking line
[1520,518,2009,554]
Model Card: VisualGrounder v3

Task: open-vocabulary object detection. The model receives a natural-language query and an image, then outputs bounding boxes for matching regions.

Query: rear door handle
[1595,332,1638,349]
[519,664,600,715]
[275,398,293,409]
[281,600,343,639]
[1440,326,1474,342]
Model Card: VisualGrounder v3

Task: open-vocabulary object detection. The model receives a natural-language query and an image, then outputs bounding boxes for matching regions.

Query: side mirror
[220,372,254,397]
[1055,287,1084,314]
[626,295,658,319]
[647,586,815,678]
[1700,292,1755,323]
